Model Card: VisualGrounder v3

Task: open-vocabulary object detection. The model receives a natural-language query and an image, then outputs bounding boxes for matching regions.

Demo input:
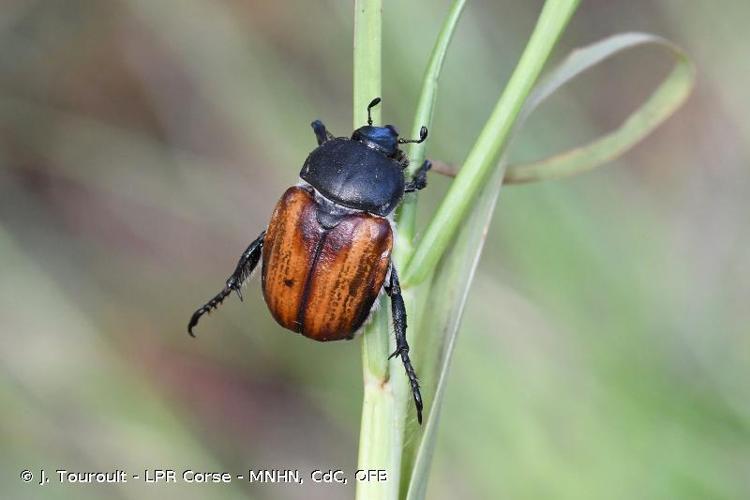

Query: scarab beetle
[188,98,430,423]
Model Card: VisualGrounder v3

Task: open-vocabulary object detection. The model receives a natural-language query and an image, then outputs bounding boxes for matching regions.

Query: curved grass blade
[395,0,467,261]
[505,33,696,183]
[404,32,694,499]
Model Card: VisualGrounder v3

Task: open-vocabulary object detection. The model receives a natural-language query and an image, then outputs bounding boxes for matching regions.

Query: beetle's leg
[405,160,432,193]
[187,230,266,337]
[385,265,424,424]
[311,120,334,146]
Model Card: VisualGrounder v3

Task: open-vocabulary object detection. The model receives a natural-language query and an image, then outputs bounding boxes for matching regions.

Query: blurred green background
[1,1,748,499]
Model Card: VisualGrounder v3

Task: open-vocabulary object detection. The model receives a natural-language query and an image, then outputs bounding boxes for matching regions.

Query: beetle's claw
[187,310,203,337]
[234,288,244,301]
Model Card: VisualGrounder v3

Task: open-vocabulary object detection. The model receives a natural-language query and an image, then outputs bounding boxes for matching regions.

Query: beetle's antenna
[367,97,381,126]
[398,126,428,144]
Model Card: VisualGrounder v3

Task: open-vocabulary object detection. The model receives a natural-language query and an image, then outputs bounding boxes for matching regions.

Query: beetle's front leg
[386,265,424,424]
[311,120,334,146]
[188,230,266,336]
[405,160,432,193]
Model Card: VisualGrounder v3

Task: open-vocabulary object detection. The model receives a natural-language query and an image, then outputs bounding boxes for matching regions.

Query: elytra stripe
[295,229,329,335]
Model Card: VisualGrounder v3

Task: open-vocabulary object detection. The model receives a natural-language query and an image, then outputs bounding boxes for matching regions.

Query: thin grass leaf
[395,0,467,262]
[404,32,694,499]
[390,1,468,495]
[404,162,507,500]
[505,33,695,183]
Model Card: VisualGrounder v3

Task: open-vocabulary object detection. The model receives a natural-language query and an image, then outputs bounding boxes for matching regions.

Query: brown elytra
[261,186,393,341]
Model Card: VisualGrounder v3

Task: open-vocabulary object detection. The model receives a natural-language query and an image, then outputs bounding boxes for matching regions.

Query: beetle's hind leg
[386,265,424,424]
[311,120,334,146]
[405,160,432,193]
[187,230,266,336]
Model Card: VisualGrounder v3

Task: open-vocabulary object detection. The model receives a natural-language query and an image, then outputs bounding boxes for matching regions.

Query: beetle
[188,97,431,423]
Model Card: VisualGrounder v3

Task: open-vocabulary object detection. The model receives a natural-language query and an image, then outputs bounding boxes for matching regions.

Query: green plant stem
[354,2,402,500]
[353,0,382,131]
[353,0,384,384]
[402,0,580,288]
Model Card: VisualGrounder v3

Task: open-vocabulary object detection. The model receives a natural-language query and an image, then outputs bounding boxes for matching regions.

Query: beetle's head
[352,124,400,156]
[352,98,428,158]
